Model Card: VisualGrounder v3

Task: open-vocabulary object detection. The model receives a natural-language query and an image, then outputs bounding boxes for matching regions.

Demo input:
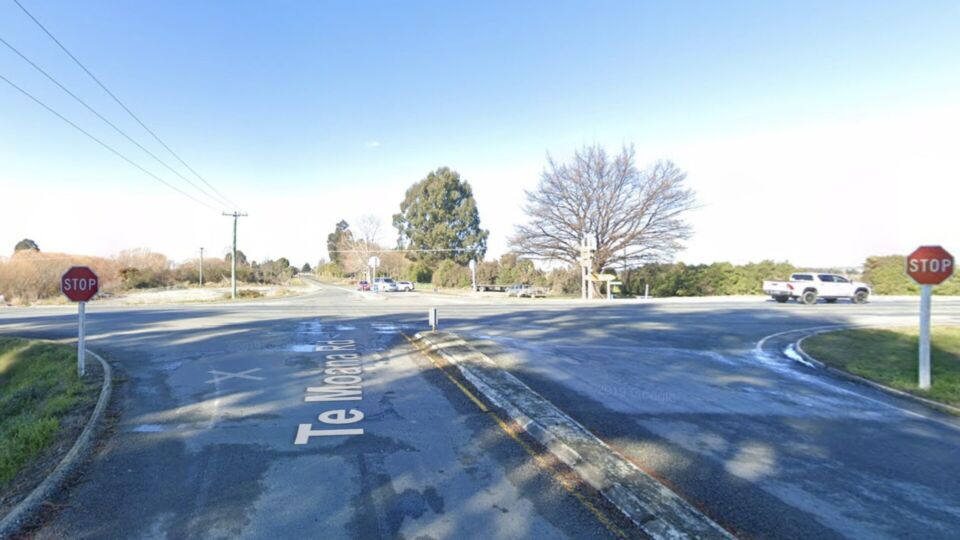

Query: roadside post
[905,246,954,390]
[368,256,380,289]
[61,266,99,377]
[580,236,596,300]
[469,259,477,292]
[429,308,438,332]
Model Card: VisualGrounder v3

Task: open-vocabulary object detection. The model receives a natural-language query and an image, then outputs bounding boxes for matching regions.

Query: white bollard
[429,308,438,332]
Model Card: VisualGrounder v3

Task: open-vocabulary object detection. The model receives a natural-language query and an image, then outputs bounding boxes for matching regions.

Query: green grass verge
[0,338,98,488]
[803,327,960,406]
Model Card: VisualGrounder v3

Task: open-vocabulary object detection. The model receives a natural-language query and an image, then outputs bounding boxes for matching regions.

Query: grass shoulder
[0,338,100,505]
[803,327,960,407]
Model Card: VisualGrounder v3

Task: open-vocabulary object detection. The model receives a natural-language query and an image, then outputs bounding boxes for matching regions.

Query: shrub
[863,255,960,295]
[235,289,263,298]
[619,260,800,297]
[0,251,122,304]
[432,260,471,288]
[407,261,433,283]
[319,262,344,278]
[547,267,581,294]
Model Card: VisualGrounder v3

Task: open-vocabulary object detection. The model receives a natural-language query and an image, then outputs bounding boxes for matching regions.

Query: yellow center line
[402,332,630,539]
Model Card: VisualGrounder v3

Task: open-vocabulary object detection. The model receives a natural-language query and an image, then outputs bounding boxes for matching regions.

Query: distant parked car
[396,281,415,292]
[357,280,370,291]
[373,277,398,292]
[517,285,547,298]
[505,284,547,298]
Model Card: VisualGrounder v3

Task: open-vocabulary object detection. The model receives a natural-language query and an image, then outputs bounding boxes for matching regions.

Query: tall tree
[393,167,489,265]
[326,220,351,265]
[14,238,39,253]
[225,250,248,266]
[510,145,696,273]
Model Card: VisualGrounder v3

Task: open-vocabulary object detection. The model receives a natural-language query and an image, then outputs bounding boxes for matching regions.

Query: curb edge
[411,331,735,540]
[0,349,113,537]
[795,334,960,417]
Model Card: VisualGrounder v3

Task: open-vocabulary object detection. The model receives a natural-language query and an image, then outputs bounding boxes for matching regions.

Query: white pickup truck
[762,273,871,305]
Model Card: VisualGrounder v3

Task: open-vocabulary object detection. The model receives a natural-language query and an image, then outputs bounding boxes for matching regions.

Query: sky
[2,1,959,268]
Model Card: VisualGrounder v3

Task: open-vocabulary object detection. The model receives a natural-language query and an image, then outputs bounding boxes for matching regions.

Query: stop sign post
[61,266,99,377]
[905,246,954,390]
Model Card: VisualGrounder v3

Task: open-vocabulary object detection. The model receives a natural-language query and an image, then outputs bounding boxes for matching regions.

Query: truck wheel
[801,290,818,305]
[774,296,788,303]
[853,290,869,304]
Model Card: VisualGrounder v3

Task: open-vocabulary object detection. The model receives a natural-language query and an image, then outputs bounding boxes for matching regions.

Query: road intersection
[2,285,959,539]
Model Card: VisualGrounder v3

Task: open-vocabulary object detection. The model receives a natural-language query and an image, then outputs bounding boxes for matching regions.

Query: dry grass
[0,251,122,305]
[804,327,960,406]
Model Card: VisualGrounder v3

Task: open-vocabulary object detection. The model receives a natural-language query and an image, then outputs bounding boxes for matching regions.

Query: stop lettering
[61,266,100,302]
[906,246,954,286]
[63,278,97,291]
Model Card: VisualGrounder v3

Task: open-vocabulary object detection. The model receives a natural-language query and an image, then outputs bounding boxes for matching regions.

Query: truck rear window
[792,274,813,281]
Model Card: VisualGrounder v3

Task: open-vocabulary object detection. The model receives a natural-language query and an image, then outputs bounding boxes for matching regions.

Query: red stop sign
[61,266,99,302]
[906,246,954,285]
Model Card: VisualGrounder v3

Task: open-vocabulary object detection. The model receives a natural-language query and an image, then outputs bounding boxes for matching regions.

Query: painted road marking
[755,327,960,433]
[206,368,264,384]
[296,339,367,443]
[401,332,629,539]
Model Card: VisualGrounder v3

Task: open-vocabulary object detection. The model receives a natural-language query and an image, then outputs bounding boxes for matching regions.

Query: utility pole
[199,247,205,287]
[222,212,247,299]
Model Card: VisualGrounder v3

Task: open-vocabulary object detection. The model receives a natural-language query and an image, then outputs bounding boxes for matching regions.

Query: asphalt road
[2,286,959,539]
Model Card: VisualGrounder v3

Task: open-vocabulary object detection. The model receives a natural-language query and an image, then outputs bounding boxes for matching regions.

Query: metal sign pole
[919,285,932,389]
[581,265,587,300]
[78,301,86,377]
[469,259,477,291]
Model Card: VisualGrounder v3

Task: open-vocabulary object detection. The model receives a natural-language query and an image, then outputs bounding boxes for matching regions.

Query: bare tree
[510,145,695,274]
[341,215,384,276]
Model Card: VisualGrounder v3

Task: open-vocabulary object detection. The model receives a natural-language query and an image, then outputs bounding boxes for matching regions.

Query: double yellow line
[403,333,630,539]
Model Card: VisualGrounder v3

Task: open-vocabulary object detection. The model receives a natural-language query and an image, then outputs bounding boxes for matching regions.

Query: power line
[0,35,231,209]
[12,0,240,210]
[0,72,217,210]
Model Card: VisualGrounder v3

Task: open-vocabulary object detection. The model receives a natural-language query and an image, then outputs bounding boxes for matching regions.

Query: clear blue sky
[2,1,959,266]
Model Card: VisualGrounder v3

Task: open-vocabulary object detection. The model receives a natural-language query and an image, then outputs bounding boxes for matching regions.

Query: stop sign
[61,266,99,302]
[906,246,954,285]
